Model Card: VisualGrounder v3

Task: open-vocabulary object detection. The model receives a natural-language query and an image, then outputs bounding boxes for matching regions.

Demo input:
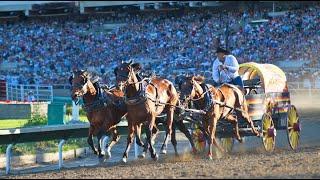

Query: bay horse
[114,61,180,162]
[70,70,139,158]
[132,72,197,157]
[179,75,260,159]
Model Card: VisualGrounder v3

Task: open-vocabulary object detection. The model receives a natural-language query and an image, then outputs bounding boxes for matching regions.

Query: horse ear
[68,75,73,85]
[131,63,141,73]
[193,75,205,84]
[83,70,88,77]
[128,60,133,65]
[114,67,118,76]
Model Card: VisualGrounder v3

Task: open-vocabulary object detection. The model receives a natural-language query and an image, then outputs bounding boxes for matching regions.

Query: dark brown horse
[115,61,179,162]
[70,70,131,158]
[179,75,260,159]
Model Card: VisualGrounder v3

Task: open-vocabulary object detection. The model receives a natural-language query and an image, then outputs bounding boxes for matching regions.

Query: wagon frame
[181,62,301,153]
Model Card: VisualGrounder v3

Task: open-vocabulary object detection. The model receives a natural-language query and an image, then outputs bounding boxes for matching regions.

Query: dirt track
[3,106,320,179]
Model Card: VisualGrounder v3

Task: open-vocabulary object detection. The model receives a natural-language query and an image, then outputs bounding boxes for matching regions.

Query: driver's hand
[219,65,227,71]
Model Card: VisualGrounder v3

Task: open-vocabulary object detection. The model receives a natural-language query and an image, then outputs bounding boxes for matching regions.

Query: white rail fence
[6,83,53,102]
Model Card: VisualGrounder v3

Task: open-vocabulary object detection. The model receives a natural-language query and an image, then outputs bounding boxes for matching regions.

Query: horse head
[114,60,141,92]
[179,75,205,104]
[69,70,96,104]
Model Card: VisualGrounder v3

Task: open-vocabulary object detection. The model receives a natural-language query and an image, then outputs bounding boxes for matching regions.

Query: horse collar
[124,80,147,106]
[82,87,111,113]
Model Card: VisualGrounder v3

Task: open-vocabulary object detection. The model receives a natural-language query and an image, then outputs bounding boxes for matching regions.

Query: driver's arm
[212,59,220,83]
[224,56,239,73]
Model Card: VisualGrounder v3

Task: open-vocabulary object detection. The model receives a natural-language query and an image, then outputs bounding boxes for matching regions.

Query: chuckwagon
[184,62,301,153]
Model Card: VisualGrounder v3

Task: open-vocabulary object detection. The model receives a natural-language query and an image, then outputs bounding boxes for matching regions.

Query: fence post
[72,101,80,122]
[20,85,24,101]
[50,86,53,102]
[58,139,66,169]
[6,81,8,100]
[36,86,39,102]
[6,144,14,174]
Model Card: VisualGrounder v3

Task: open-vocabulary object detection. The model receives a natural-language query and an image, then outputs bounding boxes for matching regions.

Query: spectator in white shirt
[26,91,36,102]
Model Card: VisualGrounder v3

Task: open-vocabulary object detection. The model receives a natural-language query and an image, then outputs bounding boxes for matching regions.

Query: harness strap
[148,82,161,107]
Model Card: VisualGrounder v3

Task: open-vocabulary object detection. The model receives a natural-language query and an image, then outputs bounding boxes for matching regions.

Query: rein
[186,83,245,113]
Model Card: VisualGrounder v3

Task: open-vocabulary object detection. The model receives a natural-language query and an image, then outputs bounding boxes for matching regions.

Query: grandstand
[0,1,319,101]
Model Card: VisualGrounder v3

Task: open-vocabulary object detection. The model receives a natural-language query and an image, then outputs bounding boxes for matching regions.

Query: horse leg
[151,124,159,146]
[160,107,175,154]
[105,128,120,159]
[87,126,97,155]
[96,130,104,158]
[140,123,159,158]
[122,121,135,163]
[135,123,147,159]
[146,116,158,160]
[160,122,169,155]
[160,106,176,155]
[225,114,242,143]
[170,121,178,156]
[240,111,260,137]
[208,116,224,160]
[135,124,144,147]
[175,119,197,154]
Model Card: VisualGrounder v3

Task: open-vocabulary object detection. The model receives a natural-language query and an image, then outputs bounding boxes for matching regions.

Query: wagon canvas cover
[239,62,288,93]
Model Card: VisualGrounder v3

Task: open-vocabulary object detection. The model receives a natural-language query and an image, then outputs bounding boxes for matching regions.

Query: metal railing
[6,83,53,102]
[0,121,168,175]
[0,123,116,174]
[0,79,6,100]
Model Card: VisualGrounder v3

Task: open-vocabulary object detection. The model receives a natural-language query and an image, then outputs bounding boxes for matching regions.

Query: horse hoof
[93,151,98,155]
[256,132,261,137]
[207,155,213,160]
[138,152,146,159]
[191,148,197,154]
[160,149,167,154]
[122,157,127,163]
[152,153,159,161]
[98,154,104,159]
[105,151,111,159]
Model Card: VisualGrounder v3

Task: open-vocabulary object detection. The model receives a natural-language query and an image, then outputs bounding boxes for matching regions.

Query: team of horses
[69,60,260,162]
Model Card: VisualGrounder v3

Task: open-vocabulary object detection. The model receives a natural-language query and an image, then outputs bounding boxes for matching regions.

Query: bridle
[70,73,89,105]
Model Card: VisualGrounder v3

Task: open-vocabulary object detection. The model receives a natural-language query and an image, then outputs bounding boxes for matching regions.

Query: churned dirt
[4,146,320,179]
[3,98,320,179]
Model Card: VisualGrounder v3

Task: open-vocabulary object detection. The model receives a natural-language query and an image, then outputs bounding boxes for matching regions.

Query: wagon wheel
[286,105,300,150]
[261,113,276,152]
[192,126,206,152]
[219,138,234,153]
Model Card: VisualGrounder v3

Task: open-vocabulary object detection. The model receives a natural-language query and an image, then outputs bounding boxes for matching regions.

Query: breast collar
[82,87,125,113]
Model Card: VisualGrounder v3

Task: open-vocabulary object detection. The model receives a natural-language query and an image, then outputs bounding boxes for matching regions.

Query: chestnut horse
[115,61,179,162]
[70,70,137,158]
[179,75,260,159]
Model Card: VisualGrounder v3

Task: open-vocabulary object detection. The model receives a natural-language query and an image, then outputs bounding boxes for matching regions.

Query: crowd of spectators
[0,3,319,87]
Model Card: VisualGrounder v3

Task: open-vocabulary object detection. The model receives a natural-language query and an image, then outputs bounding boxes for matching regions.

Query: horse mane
[193,75,205,84]
[108,87,124,98]
[131,63,142,73]
[113,67,118,76]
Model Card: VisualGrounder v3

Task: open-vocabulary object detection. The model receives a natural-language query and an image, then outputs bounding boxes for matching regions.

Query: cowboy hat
[216,47,230,54]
